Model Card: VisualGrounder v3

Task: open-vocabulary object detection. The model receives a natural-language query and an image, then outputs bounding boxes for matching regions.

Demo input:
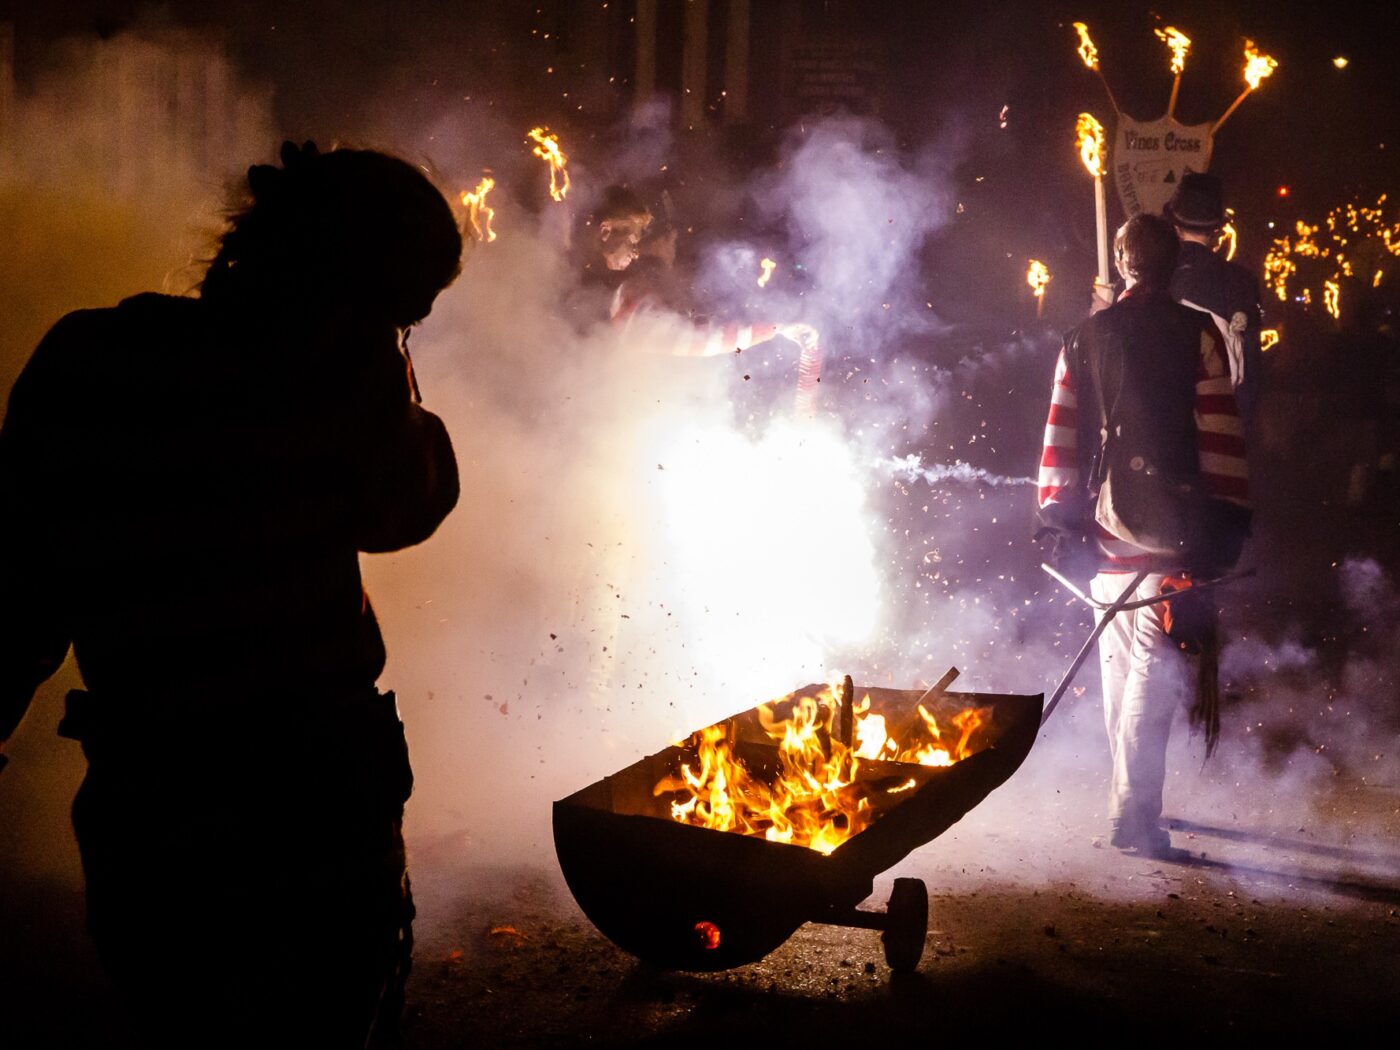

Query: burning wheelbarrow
[553,674,1042,973]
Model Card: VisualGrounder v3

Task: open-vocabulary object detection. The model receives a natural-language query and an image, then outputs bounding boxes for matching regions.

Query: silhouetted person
[0,142,462,1046]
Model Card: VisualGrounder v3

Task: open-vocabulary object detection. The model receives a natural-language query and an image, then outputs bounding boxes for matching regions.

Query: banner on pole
[1112,115,1214,217]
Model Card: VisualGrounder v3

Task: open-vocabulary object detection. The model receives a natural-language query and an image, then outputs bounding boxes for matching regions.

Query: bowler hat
[1163,172,1225,231]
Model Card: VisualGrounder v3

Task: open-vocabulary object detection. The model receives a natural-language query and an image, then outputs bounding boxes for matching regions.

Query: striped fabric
[1038,299,1250,570]
[611,283,821,416]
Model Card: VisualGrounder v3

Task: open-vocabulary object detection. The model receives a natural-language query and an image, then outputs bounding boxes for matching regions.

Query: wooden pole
[1094,174,1112,305]
[1212,88,1251,135]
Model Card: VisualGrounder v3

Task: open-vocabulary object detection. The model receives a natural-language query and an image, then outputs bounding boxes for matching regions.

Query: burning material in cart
[554,680,1042,974]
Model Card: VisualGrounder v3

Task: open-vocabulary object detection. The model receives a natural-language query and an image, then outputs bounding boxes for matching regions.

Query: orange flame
[1218,212,1238,261]
[1259,328,1280,352]
[1323,279,1341,320]
[1072,22,1100,71]
[460,176,497,243]
[1155,26,1192,76]
[758,257,777,288]
[655,683,990,855]
[528,127,570,202]
[1075,113,1106,178]
[1027,259,1051,299]
[1243,40,1278,90]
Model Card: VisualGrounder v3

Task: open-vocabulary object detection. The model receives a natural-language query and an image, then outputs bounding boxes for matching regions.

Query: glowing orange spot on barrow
[694,921,722,950]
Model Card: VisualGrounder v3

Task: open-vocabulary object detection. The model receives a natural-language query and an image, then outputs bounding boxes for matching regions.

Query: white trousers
[1090,572,1189,833]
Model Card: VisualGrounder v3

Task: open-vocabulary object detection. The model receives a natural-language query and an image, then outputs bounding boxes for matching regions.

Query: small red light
[693,921,721,950]
[1277,185,1290,197]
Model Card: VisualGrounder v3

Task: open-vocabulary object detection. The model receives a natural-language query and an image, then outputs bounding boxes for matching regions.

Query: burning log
[553,681,1042,974]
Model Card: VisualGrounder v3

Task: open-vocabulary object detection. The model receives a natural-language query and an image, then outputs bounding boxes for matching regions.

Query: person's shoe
[1109,821,1172,857]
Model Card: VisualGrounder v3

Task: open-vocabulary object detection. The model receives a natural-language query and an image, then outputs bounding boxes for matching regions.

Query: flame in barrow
[1154,26,1191,76]
[1243,40,1278,91]
[1072,22,1100,71]
[758,257,777,288]
[657,683,990,855]
[528,127,571,202]
[460,176,497,243]
[1075,113,1106,178]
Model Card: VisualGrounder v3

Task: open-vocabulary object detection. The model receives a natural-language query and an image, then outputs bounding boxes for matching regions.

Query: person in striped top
[1037,214,1250,856]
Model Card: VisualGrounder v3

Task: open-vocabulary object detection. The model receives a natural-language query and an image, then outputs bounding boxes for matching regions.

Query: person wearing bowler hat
[1164,172,1264,426]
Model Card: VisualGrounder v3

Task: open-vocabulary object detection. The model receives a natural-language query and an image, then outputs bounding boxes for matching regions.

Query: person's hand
[1089,282,1114,314]
[778,322,820,350]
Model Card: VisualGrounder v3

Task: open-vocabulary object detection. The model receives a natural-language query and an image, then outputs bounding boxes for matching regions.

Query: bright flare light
[1155,26,1191,75]
[1075,112,1106,177]
[528,126,571,202]
[651,420,880,692]
[758,257,777,288]
[459,176,497,243]
[1333,56,1350,69]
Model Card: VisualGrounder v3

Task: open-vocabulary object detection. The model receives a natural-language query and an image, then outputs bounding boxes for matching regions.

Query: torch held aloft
[1094,175,1112,306]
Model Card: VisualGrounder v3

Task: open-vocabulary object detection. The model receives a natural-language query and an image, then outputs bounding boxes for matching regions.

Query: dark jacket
[1171,240,1263,422]
[0,293,458,725]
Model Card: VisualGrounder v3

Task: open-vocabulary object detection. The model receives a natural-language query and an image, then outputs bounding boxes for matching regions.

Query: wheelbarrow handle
[1037,564,1257,726]
[1040,563,1257,612]
[1040,570,1148,726]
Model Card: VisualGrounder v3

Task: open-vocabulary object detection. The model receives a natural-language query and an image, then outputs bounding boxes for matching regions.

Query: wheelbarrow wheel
[881,877,928,973]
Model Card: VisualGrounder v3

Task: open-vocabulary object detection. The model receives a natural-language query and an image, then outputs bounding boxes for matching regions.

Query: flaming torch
[1076,113,1112,304]
[1217,209,1238,261]
[460,175,497,243]
[528,126,571,202]
[1154,26,1192,121]
[1212,40,1278,134]
[1072,21,1120,115]
[1026,259,1051,318]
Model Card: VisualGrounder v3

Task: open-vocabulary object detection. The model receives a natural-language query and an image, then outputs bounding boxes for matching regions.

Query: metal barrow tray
[553,684,1042,973]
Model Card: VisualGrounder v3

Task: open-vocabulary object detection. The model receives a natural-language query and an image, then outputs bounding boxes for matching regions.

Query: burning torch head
[204,142,463,329]
[1113,214,1179,289]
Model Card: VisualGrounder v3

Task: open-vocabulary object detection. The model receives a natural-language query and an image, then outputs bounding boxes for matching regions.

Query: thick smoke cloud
[2,20,1396,903]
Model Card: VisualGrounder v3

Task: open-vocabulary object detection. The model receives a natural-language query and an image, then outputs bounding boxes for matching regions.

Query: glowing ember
[1218,213,1238,261]
[460,175,497,243]
[1072,22,1100,71]
[1333,56,1349,69]
[655,682,990,855]
[1026,259,1051,299]
[693,922,721,950]
[1154,26,1191,76]
[758,257,777,288]
[1259,328,1280,352]
[528,126,570,202]
[1075,112,1106,178]
[1243,40,1279,91]
[1323,279,1341,320]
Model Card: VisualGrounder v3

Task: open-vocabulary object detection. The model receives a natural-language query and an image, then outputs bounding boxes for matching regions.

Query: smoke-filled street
[2,1,1399,1045]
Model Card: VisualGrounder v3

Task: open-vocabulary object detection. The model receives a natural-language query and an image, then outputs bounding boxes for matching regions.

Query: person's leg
[1110,572,1187,852]
[1091,573,1135,828]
